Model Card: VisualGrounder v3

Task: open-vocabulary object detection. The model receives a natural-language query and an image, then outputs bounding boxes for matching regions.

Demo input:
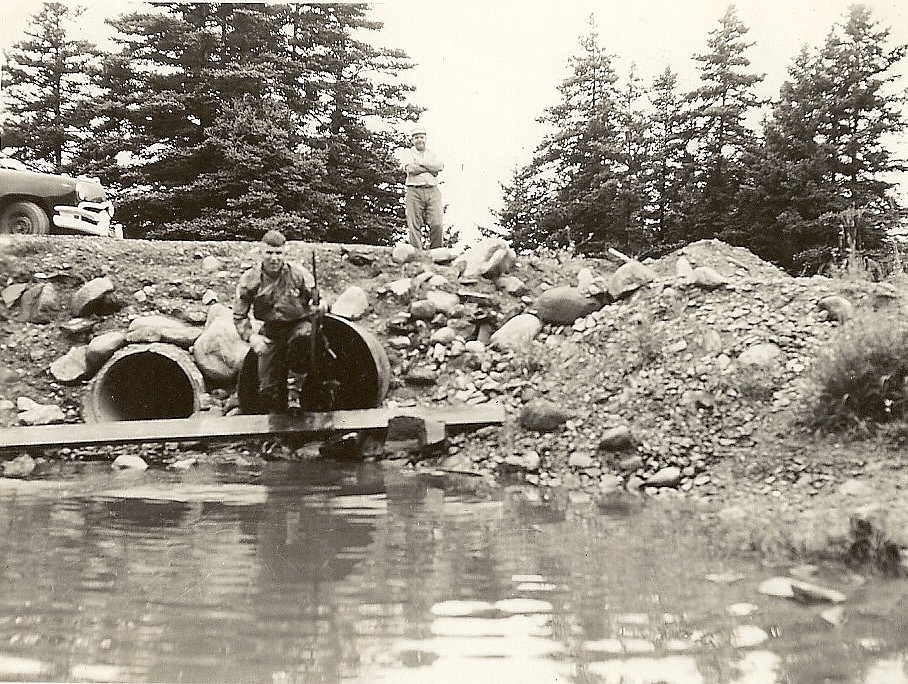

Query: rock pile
[3,237,905,502]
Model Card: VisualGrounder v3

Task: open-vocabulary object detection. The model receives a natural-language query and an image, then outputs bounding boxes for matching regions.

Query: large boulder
[16,398,65,426]
[72,277,114,316]
[608,260,656,300]
[127,315,200,347]
[86,331,128,372]
[392,243,417,264]
[489,314,542,350]
[19,283,59,323]
[425,290,460,314]
[2,282,28,308]
[331,286,369,320]
[49,345,90,383]
[535,286,601,324]
[192,303,250,386]
[690,266,728,290]
[453,238,517,279]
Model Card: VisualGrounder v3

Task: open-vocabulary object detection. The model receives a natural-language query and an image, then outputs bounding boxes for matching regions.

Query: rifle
[307,252,338,410]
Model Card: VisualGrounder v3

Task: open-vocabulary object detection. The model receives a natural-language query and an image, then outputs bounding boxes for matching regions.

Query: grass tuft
[806,312,908,434]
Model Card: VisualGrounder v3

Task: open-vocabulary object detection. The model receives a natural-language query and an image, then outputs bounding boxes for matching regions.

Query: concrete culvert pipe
[237,313,390,414]
[84,343,206,422]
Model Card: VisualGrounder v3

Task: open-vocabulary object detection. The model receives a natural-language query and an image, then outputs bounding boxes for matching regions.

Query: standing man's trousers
[405,185,444,250]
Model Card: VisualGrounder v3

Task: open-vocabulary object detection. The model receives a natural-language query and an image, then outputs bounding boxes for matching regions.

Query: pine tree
[643,67,690,250]
[498,16,628,253]
[84,2,418,242]
[735,6,906,273]
[0,2,103,172]
[285,4,420,245]
[681,4,765,241]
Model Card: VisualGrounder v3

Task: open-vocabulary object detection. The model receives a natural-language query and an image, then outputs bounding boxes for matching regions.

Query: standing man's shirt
[400,146,444,187]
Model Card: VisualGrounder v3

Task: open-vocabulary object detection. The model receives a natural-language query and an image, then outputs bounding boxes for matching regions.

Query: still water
[0,459,906,684]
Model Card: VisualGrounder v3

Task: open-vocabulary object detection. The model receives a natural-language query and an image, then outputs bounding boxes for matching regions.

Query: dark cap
[261,230,286,247]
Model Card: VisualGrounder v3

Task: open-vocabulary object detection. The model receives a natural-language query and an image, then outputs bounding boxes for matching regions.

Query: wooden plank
[0,403,505,451]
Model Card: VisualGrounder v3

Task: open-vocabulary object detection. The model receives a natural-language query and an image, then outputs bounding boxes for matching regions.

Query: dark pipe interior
[237,315,389,414]
[96,351,197,421]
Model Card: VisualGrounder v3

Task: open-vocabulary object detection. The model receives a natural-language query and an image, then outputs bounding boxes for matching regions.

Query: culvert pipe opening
[236,313,390,414]
[85,343,205,422]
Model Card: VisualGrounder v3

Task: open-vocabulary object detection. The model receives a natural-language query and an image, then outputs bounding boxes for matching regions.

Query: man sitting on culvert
[233,229,327,413]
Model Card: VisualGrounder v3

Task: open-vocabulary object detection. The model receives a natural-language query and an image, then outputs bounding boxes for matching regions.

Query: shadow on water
[0,460,906,683]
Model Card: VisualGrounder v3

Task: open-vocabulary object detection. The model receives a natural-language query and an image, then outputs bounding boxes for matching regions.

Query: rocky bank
[2,233,908,572]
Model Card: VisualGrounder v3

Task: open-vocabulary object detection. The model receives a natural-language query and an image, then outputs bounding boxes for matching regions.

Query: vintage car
[0,156,120,238]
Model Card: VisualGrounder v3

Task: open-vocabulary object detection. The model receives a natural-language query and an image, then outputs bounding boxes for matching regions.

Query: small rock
[608,260,656,300]
[818,295,854,323]
[731,625,768,648]
[535,286,601,324]
[453,238,517,279]
[705,572,744,584]
[496,275,528,296]
[86,331,128,371]
[690,266,728,289]
[568,452,595,468]
[646,466,682,488]
[675,256,694,280]
[425,290,460,314]
[790,580,847,604]
[410,300,438,320]
[388,278,412,297]
[404,368,437,386]
[392,243,417,263]
[758,576,794,598]
[19,283,59,323]
[737,343,784,368]
[726,602,758,616]
[2,454,37,477]
[597,425,634,452]
[838,479,875,497]
[464,340,486,354]
[821,606,845,626]
[429,247,456,264]
[1,282,28,308]
[701,329,723,353]
[519,400,571,433]
[112,454,149,470]
[200,255,221,272]
[430,327,457,344]
[388,336,411,349]
[60,317,96,336]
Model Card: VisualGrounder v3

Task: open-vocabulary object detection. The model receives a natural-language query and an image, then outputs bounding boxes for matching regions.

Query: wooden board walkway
[0,404,506,451]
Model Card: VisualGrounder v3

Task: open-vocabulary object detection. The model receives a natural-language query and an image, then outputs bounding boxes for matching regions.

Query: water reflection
[0,462,906,683]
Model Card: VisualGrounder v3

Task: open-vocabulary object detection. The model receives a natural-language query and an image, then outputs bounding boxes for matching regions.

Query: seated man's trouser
[258,319,312,412]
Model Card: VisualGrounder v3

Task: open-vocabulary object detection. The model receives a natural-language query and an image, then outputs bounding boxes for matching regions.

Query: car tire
[0,201,51,235]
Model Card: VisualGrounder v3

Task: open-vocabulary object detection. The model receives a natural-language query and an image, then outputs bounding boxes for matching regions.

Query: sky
[2,0,907,243]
